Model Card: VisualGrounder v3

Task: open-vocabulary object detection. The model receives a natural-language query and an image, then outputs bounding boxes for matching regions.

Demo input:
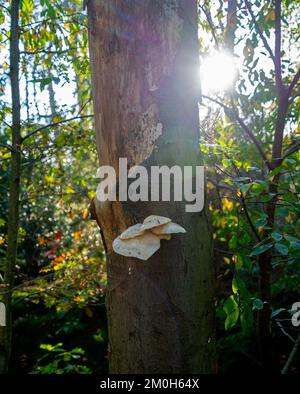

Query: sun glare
[200,52,237,93]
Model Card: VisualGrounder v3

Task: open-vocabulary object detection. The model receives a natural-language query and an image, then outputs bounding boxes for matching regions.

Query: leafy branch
[202,94,270,168]
[22,115,94,142]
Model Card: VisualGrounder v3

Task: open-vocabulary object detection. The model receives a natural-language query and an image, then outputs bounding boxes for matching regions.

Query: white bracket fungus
[112,215,186,261]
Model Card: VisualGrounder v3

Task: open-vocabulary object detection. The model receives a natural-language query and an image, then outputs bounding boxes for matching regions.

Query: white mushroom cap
[119,223,145,240]
[141,215,172,231]
[112,216,186,261]
[152,222,186,235]
[112,232,161,261]
[157,234,172,240]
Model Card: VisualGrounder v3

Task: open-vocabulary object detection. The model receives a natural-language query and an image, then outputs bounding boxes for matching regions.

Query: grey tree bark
[88,0,216,373]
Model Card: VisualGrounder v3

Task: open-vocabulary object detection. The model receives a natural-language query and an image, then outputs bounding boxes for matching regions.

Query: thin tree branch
[22,115,94,141]
[0,4,9,12]
[78,98,92,115]
[202,94,270,168]
[0,118,12,129]
[282,142,300,160]
[271,1,290,167]
[208,138,262,242]
[236,116,270,168]
[287,69,300,99]
[20,47,80,55]
[20,12,82,27]
[228,151,262,242]
[244,0,275,63]
[217,0,225,31]
[0,143,20,153]
[225,0,237,53]
[240,193,261,242]
[206,177,233,191]
[274,0,284,94]
[200,4,219,49]
[276,320,296,344]
[281,332,300,374]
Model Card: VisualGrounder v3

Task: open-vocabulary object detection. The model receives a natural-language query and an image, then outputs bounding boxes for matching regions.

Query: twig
[0,143,14,152]
[78,98,92,114]
[287,69,300,98]
[227,149,262,242]
[21,47,79,55]
[240,193,261,242]
[244,0,275,63]
[200,4,219,49]
[214,248,234,255]
[276,320,296,344]
[274,0,283,94]
[282,142,300,160]
[22,115,93,141]
[202,94,270,168]
[20,12,83,28]
[0,3,9,12]
[281,332,300,374]
[236,116,270,169]
[0,118,12,129]
[206,177,233,191]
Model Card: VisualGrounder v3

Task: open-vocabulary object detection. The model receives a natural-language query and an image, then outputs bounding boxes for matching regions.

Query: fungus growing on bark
[140,215,172,231]
[119,223,144,240]
[113,232,161,261]
[151,222,186,235]
[112,215,186,261]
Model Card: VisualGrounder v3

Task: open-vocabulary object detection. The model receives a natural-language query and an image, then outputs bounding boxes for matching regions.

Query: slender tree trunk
[48,77,57,119]
[225,0,237,52]
[0,0,21,374]
[256,0,289,370]
[88,0,215,373]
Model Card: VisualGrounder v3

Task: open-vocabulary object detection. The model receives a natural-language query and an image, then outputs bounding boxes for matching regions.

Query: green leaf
[21,0,34,15]
[40,77,53,91]
[250,243,273,256]
[252,298,264,310]
[290,241,300,251]
[277,207,289,217]
[271,232,283,242]
[232,275,248,298]
[271,308,286,319]
[240,308,254,332]
[255,218,267,228]
[240,183,252,193]
[223,295,239,330]
[251,180,267,196]
[260,193,276,202]
[235,255,244,270]
[232,276,239,294]
[274,243,289,256]
[283,192,297,203]
[284,234,299,243]
[285,158,296,165]
[234,176,251,183]
[0,10,5,24]
[229,235,238,249]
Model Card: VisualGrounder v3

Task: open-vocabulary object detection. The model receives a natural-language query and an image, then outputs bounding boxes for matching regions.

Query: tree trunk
[0,0,21,373]
[88,0,215,373]
[225,0,237,52]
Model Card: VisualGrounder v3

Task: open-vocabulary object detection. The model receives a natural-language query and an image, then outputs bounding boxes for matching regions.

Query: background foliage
[0,0,107,373]
[199,0,299,373]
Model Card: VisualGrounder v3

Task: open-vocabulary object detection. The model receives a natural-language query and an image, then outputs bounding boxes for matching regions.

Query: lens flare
[200,52,237,93]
